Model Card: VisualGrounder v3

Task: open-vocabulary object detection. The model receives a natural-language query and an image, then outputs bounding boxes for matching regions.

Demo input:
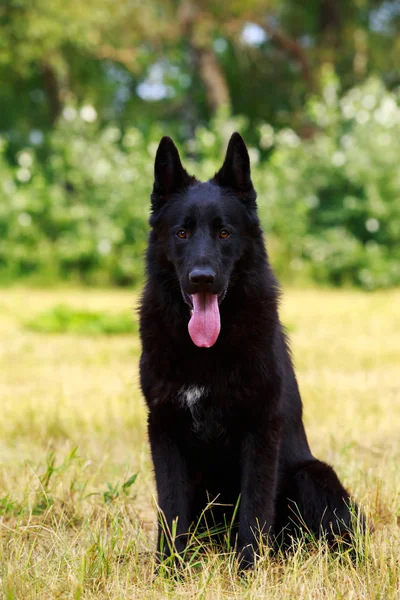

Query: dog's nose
[189,268,216,286]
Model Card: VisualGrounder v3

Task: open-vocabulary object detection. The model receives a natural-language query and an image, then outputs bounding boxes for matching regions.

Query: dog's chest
[178,384,231,441]
[178,384,208,410]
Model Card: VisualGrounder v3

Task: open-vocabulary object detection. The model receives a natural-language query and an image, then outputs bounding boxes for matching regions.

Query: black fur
[139,133,363,569]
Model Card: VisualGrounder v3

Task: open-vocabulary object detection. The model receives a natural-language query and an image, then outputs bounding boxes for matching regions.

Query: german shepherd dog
[139,133,363,569]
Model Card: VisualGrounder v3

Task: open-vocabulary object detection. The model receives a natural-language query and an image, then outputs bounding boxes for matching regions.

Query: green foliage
[32,447,80,515]
[102,474,138,504]
[258,75,400,289]
[2,0,399,137]
[0,115,151,285]
[1,77,400,289]
[25,305,137,335]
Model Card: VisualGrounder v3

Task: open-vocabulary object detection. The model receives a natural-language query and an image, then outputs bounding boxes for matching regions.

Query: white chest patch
[178,385,208,409]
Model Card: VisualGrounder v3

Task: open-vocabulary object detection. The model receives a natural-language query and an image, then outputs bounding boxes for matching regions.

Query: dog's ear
[152,137,193,208]
[214,132,253,193]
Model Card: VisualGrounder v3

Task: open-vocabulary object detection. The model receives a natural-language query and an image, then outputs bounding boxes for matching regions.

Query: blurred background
[1,5,400,595]
[1,0,400,290]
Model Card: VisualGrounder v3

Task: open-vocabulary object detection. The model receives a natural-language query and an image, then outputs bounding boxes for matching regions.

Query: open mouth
[181,289,227,348]
[182,289,226,313]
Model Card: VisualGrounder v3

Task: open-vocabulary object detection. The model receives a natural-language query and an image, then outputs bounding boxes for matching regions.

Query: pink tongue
[188,293,220,348]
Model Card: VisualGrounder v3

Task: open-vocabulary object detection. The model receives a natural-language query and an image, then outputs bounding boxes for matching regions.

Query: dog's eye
[176,229,187,239]
[219,229,230,239]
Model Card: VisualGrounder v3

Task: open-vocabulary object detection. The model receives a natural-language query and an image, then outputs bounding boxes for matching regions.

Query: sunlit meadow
[0,287,399,599]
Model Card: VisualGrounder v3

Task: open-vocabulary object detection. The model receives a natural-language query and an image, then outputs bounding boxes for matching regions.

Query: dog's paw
[237,544,255,571]
[154,553,186,580]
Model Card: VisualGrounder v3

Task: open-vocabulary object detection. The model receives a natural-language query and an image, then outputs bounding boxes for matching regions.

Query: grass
[0,286,399,598]
[24,305,137,336]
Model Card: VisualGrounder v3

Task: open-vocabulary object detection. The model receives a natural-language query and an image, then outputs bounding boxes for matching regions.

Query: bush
[257,75,400,289]
[0,116,151,286]
[1,77,400,289]
[25,305,137,335]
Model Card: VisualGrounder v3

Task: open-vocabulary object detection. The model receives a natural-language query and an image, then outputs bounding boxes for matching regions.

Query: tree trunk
[261,19,314,91]
[41,61,62,124]
[179,1,231,114]
[194,46,231,113]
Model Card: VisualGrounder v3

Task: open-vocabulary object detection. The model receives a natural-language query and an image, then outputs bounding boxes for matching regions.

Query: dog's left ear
[214,132,253,194]
[152,137,193,209]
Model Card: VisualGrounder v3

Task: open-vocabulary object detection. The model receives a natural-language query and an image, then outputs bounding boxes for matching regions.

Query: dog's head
[149,132,261,348]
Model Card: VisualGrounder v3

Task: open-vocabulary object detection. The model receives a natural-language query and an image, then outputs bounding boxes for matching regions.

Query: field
[0,287,399,599]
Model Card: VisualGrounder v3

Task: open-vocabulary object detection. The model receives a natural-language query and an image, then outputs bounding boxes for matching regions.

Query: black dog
[139,133,363,569]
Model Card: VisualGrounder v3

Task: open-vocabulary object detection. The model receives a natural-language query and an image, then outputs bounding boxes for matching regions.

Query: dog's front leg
[237,416,281,569]
[148,412,191,564]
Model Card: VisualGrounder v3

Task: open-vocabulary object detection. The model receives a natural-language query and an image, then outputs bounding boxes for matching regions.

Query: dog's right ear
[214,132,253,193]
[151,137,192,210]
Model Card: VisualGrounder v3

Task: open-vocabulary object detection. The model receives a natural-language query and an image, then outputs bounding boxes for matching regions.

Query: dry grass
[0,287,399,599]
